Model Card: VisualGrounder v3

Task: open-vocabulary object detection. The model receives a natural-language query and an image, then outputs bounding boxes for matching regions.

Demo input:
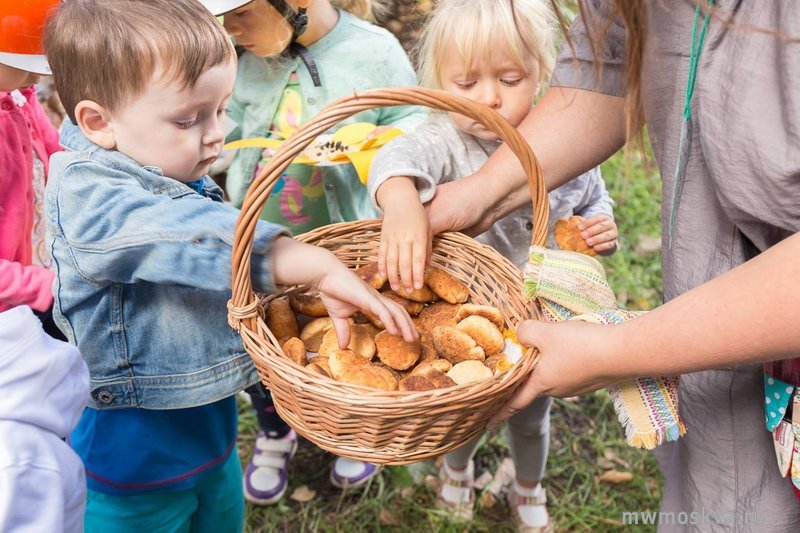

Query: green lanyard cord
[668,0,715,246]
[684,1,715,120]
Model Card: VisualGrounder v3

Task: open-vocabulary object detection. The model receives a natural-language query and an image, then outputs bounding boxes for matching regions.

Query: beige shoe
[507,485,551,533]
[435,463,474,521]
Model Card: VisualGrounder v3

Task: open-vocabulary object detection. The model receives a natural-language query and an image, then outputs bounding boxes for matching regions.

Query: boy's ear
[74,100,116,149]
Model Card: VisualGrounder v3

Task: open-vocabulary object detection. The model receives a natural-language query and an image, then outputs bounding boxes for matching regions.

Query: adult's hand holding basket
[228,87,549,465]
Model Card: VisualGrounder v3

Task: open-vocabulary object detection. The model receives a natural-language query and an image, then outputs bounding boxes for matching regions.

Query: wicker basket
[228,87,549,465]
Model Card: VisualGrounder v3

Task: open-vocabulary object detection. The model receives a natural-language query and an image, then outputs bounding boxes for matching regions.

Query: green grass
[239,147,664,531]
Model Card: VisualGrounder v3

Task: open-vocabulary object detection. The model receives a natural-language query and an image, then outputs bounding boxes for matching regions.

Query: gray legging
[445,396,551,484]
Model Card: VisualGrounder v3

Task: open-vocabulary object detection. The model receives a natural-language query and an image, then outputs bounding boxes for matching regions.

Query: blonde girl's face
[440,42,539,141]
[0,63,40,92]
[223,0,294,57]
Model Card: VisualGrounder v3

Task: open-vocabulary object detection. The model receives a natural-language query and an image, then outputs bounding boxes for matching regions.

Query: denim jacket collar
[59,120,223,201]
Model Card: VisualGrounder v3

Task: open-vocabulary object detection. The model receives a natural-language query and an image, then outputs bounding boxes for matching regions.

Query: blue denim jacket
[46,123,288,410]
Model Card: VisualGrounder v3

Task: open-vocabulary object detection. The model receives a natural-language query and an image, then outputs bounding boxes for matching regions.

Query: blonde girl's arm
[375,177,431,293]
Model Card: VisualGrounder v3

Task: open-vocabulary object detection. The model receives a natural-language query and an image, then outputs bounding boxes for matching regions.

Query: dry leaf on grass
[424,474,441,494]
[603,448,631,469]
[379,508,400,525]
[478,491,497,509]
[598,470,634,484]
[290,485,316,502]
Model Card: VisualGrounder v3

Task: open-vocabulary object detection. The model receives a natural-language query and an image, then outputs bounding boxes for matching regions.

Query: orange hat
[0,0,60,75]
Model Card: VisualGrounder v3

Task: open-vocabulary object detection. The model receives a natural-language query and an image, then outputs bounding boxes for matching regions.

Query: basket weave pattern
[229,87,549,464]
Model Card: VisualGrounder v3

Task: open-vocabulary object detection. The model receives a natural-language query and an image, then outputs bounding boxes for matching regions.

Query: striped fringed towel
[524,246,685,449]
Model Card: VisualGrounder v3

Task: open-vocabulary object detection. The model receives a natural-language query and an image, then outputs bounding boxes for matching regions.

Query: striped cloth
[524,246,685,449]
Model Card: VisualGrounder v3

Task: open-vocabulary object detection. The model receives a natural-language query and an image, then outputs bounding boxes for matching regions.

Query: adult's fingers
[489,374,541,427]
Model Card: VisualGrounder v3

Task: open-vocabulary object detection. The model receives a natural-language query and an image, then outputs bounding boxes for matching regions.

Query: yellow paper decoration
[222,122,404,186]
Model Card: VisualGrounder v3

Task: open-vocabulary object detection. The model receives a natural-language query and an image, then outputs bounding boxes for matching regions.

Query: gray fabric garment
[553,1,800,530]
[446,396,552,485]
[368,113,613,266]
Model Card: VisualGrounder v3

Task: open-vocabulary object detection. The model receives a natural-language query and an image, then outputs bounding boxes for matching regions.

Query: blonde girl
[367,1,618,529]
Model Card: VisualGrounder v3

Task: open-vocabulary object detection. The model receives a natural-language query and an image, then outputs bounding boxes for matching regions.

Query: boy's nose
[204,118,226,146]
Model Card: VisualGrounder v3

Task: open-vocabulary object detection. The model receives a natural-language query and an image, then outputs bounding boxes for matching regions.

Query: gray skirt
[654,365,800,532]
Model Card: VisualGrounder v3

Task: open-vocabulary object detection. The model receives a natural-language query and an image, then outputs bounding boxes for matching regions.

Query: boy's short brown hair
[45,0,235,123]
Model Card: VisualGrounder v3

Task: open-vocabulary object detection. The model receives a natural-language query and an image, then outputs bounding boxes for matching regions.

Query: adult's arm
[427,87,627,236]
[491,231,800,423]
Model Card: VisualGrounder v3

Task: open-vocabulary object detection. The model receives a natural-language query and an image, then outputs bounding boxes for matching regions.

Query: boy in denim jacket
[43,1,415,530]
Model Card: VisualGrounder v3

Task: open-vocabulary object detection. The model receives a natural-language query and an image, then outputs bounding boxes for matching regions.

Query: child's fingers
[331,316,353,349]
[371,296,418,342]
[412,240,426,291]
[580,218,612,238]
[593,240,618,254]
[377,237,388,279]
[398,241,415,293]
[386,243,401,291]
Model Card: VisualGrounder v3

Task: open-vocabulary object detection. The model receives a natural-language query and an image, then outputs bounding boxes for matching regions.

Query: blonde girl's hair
[417,0,557,90]
[333,0,387,22]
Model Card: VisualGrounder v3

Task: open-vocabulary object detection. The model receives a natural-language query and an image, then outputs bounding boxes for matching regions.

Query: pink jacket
[0,87,61,313]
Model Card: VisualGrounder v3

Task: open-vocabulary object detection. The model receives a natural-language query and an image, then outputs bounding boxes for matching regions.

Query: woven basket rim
[228,87,548,463]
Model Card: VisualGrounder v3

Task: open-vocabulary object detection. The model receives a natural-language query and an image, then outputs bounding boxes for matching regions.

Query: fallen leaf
[424,474,441,494]
[599,470,634,484]
[290,485,316,502]
[603,448,631,469]
[479,491,497,509]
[379,508,400,525]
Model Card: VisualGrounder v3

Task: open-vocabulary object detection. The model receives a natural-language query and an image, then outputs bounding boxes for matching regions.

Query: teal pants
[84,447,244,533]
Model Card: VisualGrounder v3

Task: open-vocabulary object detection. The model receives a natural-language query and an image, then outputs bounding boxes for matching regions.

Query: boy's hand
[317,264,418,349]
[375,178,432,293]
[579,215,618,255]
[272,237,418,348]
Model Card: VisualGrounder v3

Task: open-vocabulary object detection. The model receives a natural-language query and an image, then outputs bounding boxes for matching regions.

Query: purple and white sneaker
[329,457,382,489]
[243,430,298,505]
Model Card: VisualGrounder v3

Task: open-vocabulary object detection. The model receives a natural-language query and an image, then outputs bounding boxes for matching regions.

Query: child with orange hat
[0,2,92,532]
[0,0,64,333]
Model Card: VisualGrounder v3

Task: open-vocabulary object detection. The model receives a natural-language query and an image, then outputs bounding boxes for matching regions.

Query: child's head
[211,0,380,58]
[45,0,237,182]
[417,0,556,140]
[0,0,60,92]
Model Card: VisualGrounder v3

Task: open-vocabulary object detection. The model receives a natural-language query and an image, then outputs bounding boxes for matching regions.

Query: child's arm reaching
[272,236,417,348]
[367,116,464,293]
[375,177,431,293]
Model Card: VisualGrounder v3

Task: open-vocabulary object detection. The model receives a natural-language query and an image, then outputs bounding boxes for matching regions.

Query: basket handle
[229,87,549,327]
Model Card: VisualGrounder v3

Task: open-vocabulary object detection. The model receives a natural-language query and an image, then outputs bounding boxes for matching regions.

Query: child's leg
[444,435,480,471]
[191,447,245,533]
[85,489,193,533]
[436,436,482,519]
[506,396,552,530]
[249,385,291,438]
[507,396,551,486]
[84,451,243,533]
[244,385,297,505]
